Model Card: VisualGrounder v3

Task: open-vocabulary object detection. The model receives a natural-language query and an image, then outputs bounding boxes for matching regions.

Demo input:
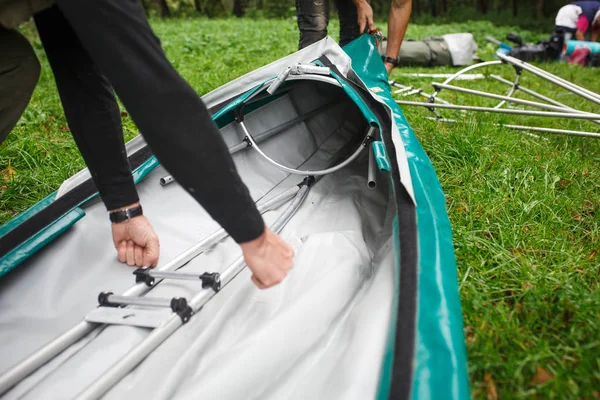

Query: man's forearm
[386,0,412,60]
[575,30,585,41]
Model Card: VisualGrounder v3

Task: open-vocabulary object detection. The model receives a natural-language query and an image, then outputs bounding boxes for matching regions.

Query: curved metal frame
[396,56,600,139]
[237,70,377,177]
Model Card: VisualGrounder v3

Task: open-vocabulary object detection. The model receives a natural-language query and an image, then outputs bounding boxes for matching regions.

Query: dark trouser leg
[296,0,330,50]
[54,0,263,243]
[334,0,360,47]
[34,6,139,210]
[0,29,40,145]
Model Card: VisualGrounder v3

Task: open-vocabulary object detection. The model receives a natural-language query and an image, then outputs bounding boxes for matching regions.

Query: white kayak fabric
[0,35,473,400]
[0,72,396,399]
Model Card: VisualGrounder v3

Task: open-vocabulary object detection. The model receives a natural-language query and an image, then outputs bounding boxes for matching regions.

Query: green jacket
[0,0,54,29]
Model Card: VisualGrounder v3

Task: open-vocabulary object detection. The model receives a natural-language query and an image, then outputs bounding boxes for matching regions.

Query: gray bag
[397,37,452,67]
[378,33,478,68]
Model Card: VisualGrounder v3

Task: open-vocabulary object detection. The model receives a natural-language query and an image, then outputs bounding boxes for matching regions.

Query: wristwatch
[381,55,399,66]
[109,204,143,223]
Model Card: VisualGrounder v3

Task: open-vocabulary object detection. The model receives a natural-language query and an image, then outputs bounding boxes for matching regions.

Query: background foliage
[142,0,567,31]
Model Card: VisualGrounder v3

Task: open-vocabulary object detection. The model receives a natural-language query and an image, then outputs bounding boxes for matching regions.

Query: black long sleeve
[34,7,140,211]
[36,1,265,243]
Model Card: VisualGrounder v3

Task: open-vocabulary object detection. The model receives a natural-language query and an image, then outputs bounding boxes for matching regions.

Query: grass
[1,17,599,399]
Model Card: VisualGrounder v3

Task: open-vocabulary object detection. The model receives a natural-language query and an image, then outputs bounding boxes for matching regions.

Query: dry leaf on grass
[532,365,554,385]
[1,166,16,182]
[484,373,498,400]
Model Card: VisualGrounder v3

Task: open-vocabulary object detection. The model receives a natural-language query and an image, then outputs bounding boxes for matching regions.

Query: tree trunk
[194,0,202,13]
[512,0,518,16]
[412,0,420,15]
[440,0,447,15]
[429,0,437,16]
[536,0,544,18]
[476,0,489,14]
[233,0,244,17]
[156,0,169,17]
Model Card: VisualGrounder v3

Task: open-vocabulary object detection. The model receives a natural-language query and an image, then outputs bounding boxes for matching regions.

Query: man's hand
[240,226,294,289]
[111,207,160,267]
[354,0,375,34]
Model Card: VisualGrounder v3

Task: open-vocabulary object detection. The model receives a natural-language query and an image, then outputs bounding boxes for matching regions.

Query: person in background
[296,0,412,74]
[0,0,294,290]
[555,1,600,43]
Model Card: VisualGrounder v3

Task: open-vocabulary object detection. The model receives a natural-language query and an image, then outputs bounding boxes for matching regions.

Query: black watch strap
[382,55,399,66]
[109,205,143,223]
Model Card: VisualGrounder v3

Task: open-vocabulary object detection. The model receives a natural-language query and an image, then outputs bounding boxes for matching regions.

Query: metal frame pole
[0,184,300,396]
[497,53,600,105]
[431,83,600,117]
[395,100,600,120]
[499,124,600,139]
[428,117,600,139]
[240,122,375,176]
[429,60,502,100]
[493,72,520,109]
[489,74,569,108]
[392,82,451,105]
[489,74,600,125]
[75,183,313,400]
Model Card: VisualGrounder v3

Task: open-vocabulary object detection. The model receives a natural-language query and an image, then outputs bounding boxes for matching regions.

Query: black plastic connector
[200,272,221,291]
[234,104,245,123]
[512,65,523,76]
[298,175,316,188]
[98,291,117,307]
[133,267,155,287]
[170,297,193,323]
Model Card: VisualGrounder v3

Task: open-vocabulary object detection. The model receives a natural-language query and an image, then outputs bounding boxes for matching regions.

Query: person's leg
[334,0,360,47]
[33,6,139,210]
[53,0,263,243]
[296,0,330,50]
[0,28,40,144]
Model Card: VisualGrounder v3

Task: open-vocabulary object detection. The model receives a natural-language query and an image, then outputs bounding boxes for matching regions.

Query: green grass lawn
[2,17,599,399]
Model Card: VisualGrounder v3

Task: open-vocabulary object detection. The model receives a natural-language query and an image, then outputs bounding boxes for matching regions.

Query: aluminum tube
[294,65,330,75]
[77,315,183,400]
[124,187,298,298]
[217,186,310,286]
[501,124,600,139]
[398,73,486,80]
[159,175,173,186]
[490,74,600,125]
[497,53,600,104]
[0,185,300,393]
[430,60,502,99]
[367,146,377,189]
[403,89,423,97]
[75,185,311,400]
[494,72,520,109]
[425,115,598,139]
[122,229,230,298]
[393,85,414,94]
[431,83,600,116]
[246,74,341,104]
[395,100,600,120]
[104,295,174,308]
[147,270,207,281]
[392,82,452,105]
[162,102,339,185]
[0,321,97,395]
[490,74,569,108]
[506,55,600,101]
[241,122,374,176]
